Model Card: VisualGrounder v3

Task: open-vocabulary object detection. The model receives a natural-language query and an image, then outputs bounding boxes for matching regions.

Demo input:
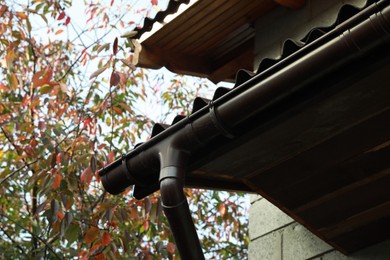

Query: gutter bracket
[209,101,235,139]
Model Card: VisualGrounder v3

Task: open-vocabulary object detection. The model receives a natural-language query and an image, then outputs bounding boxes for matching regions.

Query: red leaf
[85,227,99,244]
[151,0,158,6]
[65,16,71,26]
[166,242,176,254]
[110,72,120,87]
[101,231,111,246]
[57,11,65,20]
[110,0,115,6]
[113,37,118,55]
[98,143,106,150]
[53,173,62,189]
[57,210,64,220]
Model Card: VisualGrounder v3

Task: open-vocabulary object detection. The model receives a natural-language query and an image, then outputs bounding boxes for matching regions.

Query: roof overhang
[100,0,390,254]
[136,0,305,83]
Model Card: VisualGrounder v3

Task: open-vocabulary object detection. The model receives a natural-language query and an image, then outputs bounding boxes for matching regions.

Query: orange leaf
[101,231,111,246]
[85,227,99,244]
[55,29,64,35]
[53,173,62,189]
[16,12,27,19]
[113,106,123,115]
[219,203,226,217]
[57,210,64,220]
[32,68,52,88]
[98,143,106,150]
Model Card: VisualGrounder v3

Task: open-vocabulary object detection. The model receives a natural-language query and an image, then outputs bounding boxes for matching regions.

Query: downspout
[158,146,204,259]
[99,2,390,258]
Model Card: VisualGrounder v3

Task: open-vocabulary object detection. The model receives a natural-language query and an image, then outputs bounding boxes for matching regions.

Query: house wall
[248,195,390,259]
[249,0,390,259]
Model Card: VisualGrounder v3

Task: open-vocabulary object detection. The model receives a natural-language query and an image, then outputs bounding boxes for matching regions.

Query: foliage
[0,0,248,259]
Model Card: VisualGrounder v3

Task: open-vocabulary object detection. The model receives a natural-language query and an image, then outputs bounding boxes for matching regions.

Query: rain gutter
[98,1,390,259]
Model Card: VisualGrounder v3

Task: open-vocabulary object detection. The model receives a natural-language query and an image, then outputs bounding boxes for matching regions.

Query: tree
[0,0,248,259]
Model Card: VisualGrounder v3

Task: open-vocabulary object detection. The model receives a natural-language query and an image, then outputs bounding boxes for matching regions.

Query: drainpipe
[159,146,204,260]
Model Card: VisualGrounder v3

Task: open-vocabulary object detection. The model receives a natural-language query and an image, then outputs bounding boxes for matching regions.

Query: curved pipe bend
[160,165,205,260]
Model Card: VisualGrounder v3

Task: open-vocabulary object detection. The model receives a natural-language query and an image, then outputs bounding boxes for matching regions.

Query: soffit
[137,0,279,82]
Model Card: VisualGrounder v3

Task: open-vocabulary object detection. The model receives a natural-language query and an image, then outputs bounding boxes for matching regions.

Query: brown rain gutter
[98,1,390,259]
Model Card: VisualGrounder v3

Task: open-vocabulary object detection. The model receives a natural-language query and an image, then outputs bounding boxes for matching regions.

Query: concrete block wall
[248,196,390,260]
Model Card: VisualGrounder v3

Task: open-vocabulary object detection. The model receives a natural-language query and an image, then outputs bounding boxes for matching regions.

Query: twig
[0,213,63,259]
[0,226,29,256]
[0,159,39,186]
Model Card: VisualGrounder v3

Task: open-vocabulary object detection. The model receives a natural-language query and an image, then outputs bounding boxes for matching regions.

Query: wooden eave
[138,0,281,83]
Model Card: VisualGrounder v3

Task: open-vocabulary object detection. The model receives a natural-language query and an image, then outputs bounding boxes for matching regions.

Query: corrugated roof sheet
[147,0,378,140]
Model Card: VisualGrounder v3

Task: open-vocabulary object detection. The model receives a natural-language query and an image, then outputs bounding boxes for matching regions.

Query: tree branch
[0,226,28,256]
[0,213,63,259]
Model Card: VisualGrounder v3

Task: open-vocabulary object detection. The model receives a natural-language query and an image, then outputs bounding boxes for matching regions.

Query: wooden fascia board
[138,45,211,77]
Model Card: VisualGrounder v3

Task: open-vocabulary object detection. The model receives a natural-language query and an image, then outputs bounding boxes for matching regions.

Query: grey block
[283,223,332,260]
[250,194,262,204]
[249,231,282,260]
[249,199,294,240]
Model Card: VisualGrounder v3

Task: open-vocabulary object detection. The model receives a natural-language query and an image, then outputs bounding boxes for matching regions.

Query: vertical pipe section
[160,165,205,260]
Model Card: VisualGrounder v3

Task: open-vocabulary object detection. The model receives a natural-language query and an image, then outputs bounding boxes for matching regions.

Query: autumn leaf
[166,242,176,254]
[55,29,64,35]
[110,71,120,86]
[0,5,7,17]
[16,12,27,20]
[53,173,62,189]
[65,17,71,26]
[85,227,99,244]
[57,12,66,20]
[113,37,118,55]
[113,106,123,115]
[80,167,94,186]
[97,43,110,53]
[108,151,115,163]
[89,66,108,80]
[101,231,110,246]
[32,68,52,88]
[40,84,54,94]
[219,202,226,218]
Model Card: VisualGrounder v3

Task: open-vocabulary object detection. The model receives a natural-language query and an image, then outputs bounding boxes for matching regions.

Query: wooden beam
[273,0,305,9]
